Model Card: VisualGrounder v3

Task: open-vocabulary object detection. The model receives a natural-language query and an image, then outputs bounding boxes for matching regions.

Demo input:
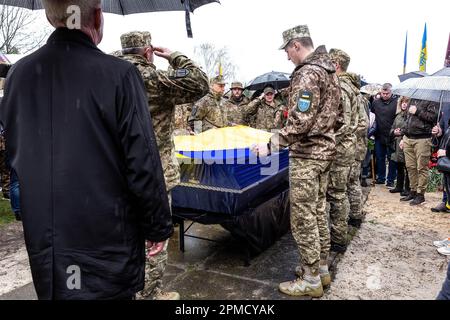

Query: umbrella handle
[183,0,193,38]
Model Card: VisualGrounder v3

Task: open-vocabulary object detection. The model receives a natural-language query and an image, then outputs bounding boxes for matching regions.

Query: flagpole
[403,31,408,75]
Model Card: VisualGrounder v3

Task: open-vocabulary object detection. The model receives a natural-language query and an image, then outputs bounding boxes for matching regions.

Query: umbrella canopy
[0,0,220,37]
[245,71,291,91]
[398,70,428,82]
[432,67,450,77]
[360,83,382,96]
[392,76,450,103]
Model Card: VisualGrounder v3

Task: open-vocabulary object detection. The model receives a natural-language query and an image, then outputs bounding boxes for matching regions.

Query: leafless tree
[194,43,237,81]
[0,5,49,54]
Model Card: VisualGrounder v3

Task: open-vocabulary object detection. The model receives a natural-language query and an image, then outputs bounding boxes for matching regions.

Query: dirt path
[324,186,450,300]
[0,223,31,296]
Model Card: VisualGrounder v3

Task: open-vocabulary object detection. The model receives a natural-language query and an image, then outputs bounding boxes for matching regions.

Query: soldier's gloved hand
[153,47,173,60]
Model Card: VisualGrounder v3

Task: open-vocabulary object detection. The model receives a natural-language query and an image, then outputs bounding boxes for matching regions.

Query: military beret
[120,31,152,49]
[279,25,311,50]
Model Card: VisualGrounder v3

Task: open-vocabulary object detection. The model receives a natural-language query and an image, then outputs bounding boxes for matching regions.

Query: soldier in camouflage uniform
[242,86,286,131]
[327,49,360,253]
[224,81,250,125]
[115,31,209,300]
[267,25,341,298]
[188,76,230,133]
[347,79,369,228]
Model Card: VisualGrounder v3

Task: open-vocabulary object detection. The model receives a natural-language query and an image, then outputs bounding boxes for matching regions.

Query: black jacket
[0,28,173,300]
[405,99,439,139]
[371,96,399,145]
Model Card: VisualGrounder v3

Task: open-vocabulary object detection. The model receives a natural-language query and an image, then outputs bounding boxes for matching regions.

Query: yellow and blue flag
[403,32,408,74]
[419,23,427,72]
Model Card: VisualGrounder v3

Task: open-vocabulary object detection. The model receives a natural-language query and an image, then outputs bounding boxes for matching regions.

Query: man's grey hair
[41,0,102,27]
[382,83,393,91]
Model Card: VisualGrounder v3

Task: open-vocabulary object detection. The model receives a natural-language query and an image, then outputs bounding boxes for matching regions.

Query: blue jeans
[437,262,450,300]
[10,169,20,214]
[375,140,397,184]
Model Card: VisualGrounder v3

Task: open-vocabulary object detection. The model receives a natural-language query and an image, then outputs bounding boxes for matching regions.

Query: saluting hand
[153,47,173,60]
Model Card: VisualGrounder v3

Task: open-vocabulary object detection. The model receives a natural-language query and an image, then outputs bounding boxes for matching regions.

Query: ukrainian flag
[419,23,427,72]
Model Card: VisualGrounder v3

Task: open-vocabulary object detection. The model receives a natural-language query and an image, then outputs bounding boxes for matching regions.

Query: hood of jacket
[298,45,336,74]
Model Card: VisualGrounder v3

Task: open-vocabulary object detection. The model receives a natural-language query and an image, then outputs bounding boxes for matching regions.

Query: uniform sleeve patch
[169,68,190,79]
[297,91,313,112]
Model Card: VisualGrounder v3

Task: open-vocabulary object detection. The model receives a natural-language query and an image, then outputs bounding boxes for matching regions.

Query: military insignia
[297,91,313,112]
[170,68,190,79]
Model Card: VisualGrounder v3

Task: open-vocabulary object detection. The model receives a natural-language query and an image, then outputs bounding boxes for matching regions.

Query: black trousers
[396,162,410,191]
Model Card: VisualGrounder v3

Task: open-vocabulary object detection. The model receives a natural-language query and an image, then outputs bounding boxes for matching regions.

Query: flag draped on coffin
[419,23,427,72]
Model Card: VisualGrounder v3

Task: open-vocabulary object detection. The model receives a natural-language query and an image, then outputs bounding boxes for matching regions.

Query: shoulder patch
[169,68,190,79]
[297,91,313,112]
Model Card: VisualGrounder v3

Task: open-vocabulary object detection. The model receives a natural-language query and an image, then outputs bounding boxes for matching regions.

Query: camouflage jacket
[188,91,230,133]
[224,95,250,125]
[334,72,360,165]
[273,45,341,161]
[242,98,286,131]
[115,52,209,191]
[355,94,369,161]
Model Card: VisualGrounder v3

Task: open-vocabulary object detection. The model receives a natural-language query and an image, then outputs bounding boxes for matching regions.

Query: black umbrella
[0,0,220,38]
[398,70,428,82]
[245,71,291,91]
[432,67,450,77]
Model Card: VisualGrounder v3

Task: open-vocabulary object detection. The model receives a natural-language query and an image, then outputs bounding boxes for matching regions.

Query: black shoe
[400,190,410,197]
[431,202,448,212]
[330,241,347,254]
[401,191,416,202]
[375,180,385,185]
[361,179,368,188]
[386,182,395,189]
[3,193,10,200]
[348,217,362,229]
[389,188,403,194]
[410,193,425,206]
[14,212,22,221]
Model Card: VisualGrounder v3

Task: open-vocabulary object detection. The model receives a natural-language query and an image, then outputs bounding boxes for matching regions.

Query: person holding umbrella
[0,0,173,300]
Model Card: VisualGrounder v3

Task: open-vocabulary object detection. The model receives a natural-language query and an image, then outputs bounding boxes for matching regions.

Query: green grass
[0,198,15,226]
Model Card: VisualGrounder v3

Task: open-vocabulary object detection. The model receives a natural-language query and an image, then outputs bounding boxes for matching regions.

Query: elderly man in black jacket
[0,0,173,300]
[371,83,398,187]
[400,99,439,205]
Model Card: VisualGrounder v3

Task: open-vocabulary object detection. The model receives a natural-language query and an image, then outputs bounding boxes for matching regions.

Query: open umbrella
[432,67,450,77]
[398,70,428,82]
[0,0,220,38]
[245,71,291,91]
[393,76,450,124]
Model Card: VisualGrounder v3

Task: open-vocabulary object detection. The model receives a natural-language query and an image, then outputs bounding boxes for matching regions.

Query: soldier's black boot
[401,191,416,202]
[330,241,347,254]
[410,193,425,206]
[348,217,362,229]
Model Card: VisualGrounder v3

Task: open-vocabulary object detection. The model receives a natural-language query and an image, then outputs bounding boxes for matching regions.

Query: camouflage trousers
[137,193,171,300]
[347,160,364,220]
[327,163,351,246]
[0,150,10,196]
[290,157,332,268]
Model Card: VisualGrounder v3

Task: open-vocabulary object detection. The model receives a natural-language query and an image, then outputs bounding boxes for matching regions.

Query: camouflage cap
[230,82,244,90]
[120,31,152,49]
[329,48,351,68]
[279,25,311,50]
[264,86,275,94]
[210,76,226,85]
